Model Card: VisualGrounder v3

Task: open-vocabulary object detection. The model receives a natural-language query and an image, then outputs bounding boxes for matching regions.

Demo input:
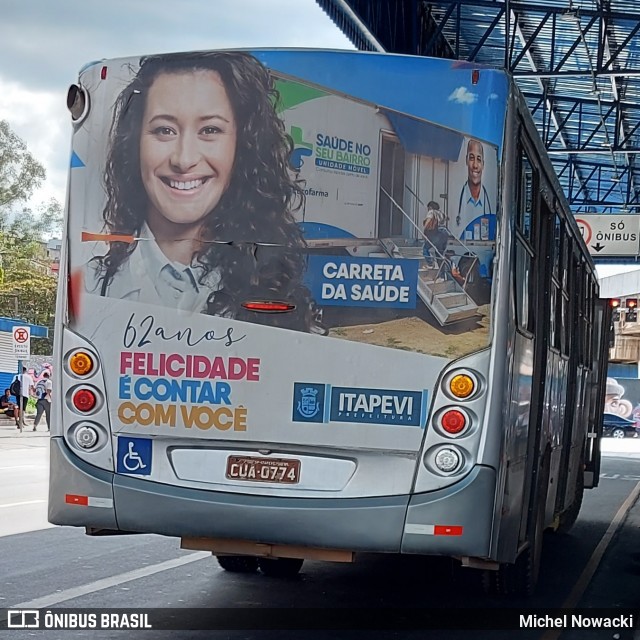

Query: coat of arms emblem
[297,387,320,418]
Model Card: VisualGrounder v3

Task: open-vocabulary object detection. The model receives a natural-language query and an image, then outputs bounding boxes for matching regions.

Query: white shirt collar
[119,223,220,311]
[463,181,485,207]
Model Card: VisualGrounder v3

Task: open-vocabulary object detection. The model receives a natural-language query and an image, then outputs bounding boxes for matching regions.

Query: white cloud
[0,0,355,210]
[0,79,69,207]
[448,87,478,105]
[488,92,499,101]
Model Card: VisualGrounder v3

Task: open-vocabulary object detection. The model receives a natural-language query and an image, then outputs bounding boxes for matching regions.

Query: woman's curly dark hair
[97,50,324,333]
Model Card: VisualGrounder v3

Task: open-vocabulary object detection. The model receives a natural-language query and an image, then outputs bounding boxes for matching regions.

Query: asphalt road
[1,433,639,639]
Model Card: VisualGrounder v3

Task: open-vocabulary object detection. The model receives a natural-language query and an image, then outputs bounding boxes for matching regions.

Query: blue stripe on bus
[420,390,429,429]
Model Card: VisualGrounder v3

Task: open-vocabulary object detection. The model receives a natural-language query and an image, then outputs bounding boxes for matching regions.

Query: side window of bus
[560,237,572,356]
[582,268,592,366]
[515,243,532,332]
[517,152,533,242]
[550,213,562,350]
[589,273,596,364]
[515,148,535,334]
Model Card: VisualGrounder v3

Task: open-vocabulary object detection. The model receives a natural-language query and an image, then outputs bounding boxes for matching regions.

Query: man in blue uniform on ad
[457,138,495,241]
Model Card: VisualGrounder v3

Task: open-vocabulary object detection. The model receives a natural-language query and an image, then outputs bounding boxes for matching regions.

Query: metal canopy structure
[316,0,640,215]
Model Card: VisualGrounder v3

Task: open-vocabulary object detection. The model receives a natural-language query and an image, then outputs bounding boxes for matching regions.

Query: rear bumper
[49,437,495,557]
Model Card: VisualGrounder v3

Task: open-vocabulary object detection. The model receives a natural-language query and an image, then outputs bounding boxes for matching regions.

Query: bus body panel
[49,436,495,557]
[48,437,116,530]
[402,466,495,557]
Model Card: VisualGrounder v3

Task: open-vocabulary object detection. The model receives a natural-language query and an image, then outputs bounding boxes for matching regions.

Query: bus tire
[486,496,545,597]
[516,493,545,596]
[485,458,548,597]
[516,465,547,596]
[257,557,304,578]
[216,555,259,573]
[555,465,584,534]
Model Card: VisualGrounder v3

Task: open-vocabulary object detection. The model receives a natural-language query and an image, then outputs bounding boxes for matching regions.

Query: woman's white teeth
[169,179,204,190]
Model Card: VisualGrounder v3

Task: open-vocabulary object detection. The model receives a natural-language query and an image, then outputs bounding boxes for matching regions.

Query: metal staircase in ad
[380,188,481,326]
[381,241,480,326]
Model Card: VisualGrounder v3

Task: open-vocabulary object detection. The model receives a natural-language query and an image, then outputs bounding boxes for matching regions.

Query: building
[598,269,640,378]
[47,238,62,276]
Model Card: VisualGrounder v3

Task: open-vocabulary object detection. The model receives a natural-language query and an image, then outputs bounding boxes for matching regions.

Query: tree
[0,119,46,211]
[0,121,60,354]
[0,276,57,355]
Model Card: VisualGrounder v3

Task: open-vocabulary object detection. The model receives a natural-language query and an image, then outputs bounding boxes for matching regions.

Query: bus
[50,48,610,595]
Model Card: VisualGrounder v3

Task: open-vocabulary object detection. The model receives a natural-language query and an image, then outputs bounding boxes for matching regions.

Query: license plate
[226,455,300,484]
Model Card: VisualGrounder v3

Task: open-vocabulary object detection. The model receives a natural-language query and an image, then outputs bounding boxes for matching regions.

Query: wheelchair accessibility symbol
[123,442,146,471]
[116,437,152,475]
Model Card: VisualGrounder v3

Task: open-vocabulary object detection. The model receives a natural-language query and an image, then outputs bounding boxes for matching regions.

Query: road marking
[0,499,46,508]
[2,551,210,611]
[541,479,640,640]
[600,473,640,481]
[0,465,42,470]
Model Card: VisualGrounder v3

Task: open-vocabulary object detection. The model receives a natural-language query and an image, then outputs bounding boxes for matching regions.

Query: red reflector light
[434,525,463,536]
[68,269,84,322]
[440,409,467,434]
[101,66,107,80]
[65,494,89,506]
[241,301,295,313]
[72,388,97,412]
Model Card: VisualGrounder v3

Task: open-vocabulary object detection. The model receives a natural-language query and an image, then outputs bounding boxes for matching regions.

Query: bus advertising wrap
[65,50,507,447]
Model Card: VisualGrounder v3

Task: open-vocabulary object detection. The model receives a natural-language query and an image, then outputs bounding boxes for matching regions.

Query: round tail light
[69,351,94,376]
[434,448,462,473]
[72,388,97,412]
[75,425,99,449]
[441,409,468,434]
[449,373,476,399]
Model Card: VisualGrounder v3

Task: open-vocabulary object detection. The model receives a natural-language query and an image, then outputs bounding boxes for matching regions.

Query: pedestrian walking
[33,371,52,431]
[19,366,34,413]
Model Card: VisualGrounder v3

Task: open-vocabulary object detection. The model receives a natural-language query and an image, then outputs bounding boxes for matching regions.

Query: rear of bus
[49,50,508,563]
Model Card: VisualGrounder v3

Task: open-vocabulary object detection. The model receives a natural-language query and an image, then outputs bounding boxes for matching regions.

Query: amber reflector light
[69,352,94,376]
[449,374,475,399]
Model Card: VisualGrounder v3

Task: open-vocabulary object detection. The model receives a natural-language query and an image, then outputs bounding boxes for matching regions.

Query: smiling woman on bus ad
[85,51,324,334]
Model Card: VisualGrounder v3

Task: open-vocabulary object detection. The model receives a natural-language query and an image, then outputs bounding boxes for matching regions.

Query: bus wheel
[555,466,584,534]
[216,555,259,573]
[514,494,546,596]
[258,557,304,578]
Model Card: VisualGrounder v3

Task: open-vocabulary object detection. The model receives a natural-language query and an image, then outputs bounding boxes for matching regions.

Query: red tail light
[440,409,467,434]
[68,269,83,322]
[72,388,97,412]
[241,301,296,313]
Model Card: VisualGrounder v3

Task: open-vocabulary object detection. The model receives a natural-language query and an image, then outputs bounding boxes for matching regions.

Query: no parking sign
[12,326,30,358]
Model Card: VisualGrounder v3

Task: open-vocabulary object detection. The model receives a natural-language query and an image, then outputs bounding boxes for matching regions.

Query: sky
[0,0,354,211]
